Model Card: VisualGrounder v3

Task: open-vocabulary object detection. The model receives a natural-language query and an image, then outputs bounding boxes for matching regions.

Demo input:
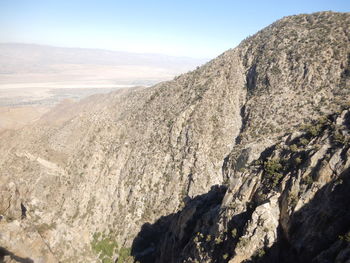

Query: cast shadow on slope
[131,185,227,263]
[130,158,350,263]
[0,247,34,263]
[131,167,350,263]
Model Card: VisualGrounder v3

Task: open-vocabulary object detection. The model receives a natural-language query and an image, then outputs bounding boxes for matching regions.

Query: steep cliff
[0,11,349,263]
[143,109,350,263]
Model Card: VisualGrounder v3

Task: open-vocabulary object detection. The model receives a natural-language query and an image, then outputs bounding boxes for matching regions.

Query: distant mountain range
[0,43,208,86]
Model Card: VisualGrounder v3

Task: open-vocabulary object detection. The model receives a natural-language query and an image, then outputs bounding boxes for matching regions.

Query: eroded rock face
[143,110,350,263]
[0,220,58,263]
[0,11,349,262]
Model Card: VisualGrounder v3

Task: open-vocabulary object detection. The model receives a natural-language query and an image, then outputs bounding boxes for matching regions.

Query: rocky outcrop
[0,11,349,262]
[137,109,350,263]
[0,220,58,263]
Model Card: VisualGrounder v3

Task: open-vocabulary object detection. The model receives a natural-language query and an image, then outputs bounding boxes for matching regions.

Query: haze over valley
[0,43,206,131]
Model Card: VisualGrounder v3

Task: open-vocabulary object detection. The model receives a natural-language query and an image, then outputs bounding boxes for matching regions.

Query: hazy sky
[1,0,349,58]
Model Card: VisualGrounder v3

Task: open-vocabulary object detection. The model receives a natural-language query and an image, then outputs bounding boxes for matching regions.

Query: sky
[0,0,349,58]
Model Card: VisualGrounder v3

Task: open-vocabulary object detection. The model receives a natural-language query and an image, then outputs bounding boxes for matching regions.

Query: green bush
[339,232,350,243]
[215,236,223,244]
[264,159,282,176]
[302,122,323,137]
[289,144,298,152]
[306,125,321,136]
[117,247,134,263]
[231,228,237,238]
[333,130,347,145]
[302,175,314,186]
[299,138,309,146]
[288,192,299,207]
[295,157,302,164]
[264,159,283,187]
[91,232,118,262]
[255,248,266,258]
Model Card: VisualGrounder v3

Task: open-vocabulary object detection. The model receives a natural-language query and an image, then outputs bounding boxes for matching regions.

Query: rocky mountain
[0,11,349,263]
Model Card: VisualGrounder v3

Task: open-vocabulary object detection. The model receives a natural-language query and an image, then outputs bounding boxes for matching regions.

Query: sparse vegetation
[271,65,281,75]
[255,248,266,258]
[339,232,350,243]
[117,247,134,263]
[289,144,298,152]
[295,156,302,164]
[333,129,347,145]
[91,232,118,262]
[304,123,322,137]
[263,158,283,187]
[237,237,249,248]
[289,192,299,207]
[215,236,223,245]
[231,228,237,238]
[302,175,314,186]
[299,138,309,146]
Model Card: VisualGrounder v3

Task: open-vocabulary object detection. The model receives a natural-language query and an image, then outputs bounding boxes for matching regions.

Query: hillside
[0,11,349,263]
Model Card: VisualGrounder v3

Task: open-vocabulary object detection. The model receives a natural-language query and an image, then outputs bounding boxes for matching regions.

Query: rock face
[0,11,349,263]
[144,110,350,263]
